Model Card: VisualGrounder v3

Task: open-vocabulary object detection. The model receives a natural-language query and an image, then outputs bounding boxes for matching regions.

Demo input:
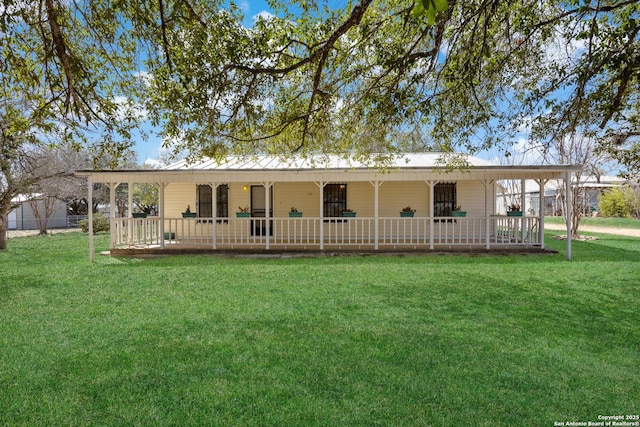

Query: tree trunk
[0,210,7,250]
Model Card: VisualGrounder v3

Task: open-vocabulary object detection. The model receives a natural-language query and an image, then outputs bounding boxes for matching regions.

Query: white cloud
[253,10,275,24]
[112,96,148,121]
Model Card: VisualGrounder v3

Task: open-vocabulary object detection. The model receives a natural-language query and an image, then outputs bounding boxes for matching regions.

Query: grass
[545,215,640,229]
[1,232,639,426]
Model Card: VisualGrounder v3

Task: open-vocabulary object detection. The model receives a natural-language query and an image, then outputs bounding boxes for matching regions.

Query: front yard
[0,231,638,426]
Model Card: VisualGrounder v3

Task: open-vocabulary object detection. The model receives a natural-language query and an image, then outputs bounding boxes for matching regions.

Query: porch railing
[111,216,542,250]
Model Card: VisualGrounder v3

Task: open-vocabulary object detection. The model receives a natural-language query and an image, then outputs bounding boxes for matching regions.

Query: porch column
[158,182,166,249]
[263,182,272,250]
[538,179,547,249]
[426,180,434,250]
[127,182,133,244]
[108,183,118,250]
[315,181,325,250]
[565,172,573,261]
[211,183,217,250]
[520,178,527,243]
[88,176,94,262]
[370,180,382,250]
[482,180,492,250]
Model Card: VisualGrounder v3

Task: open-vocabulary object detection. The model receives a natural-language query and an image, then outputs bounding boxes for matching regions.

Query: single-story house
[76,153,580,260]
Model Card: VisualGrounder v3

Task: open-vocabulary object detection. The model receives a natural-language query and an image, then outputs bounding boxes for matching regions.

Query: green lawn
[1,232,639,426]
[545,215,640,229]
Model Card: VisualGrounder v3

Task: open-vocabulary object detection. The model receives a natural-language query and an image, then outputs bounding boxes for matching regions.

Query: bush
[598,186,639,218]
[78,212,110,233]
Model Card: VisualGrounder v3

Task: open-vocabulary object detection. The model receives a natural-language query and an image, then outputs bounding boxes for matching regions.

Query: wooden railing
[111,216,542,250]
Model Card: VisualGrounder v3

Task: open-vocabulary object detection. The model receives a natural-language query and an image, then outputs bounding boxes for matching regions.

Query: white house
[76,153,579,260]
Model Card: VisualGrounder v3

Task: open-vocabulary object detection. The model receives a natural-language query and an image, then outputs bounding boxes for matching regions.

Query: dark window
[197,185,213,218]
[217,184,229,218]
[434,182,457,217]
[323,184,347,217]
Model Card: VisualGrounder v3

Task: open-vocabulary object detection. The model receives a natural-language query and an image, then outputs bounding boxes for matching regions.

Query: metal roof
[76,153,581,183]
[162,152,497,170]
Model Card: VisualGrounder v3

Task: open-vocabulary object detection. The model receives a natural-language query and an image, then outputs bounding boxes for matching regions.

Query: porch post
[539,179,547,249]
[127,181,133,244]
[520,178,527,243]
[565,172,572,261]
[263,182,272,250]
[482,180,492,250]
[109,183,117,250]
[211,183,217,250]
[88,176,94,262]
[158,182,166,249]
[316,181,325,250]
[427,180,434,250]
[371,180,381,250]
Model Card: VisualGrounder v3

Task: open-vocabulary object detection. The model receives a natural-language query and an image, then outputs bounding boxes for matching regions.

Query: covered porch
[77,153,578,259]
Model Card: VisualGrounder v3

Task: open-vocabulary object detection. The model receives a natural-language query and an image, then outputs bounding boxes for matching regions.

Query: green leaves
[411,0,448,25]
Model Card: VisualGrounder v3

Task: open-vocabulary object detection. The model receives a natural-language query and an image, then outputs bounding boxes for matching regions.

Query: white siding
[457,181,489,217]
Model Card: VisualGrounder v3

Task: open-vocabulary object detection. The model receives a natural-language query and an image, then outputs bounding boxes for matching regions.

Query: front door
[250,185,273,236]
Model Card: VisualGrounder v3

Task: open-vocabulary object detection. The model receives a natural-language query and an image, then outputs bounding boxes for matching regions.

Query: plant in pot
[132,211,147,218]
[452,205,466,217]
[341,208,356,217]
[400,206,416,217]
[507,203,522,217]
[182,205,196,218]
[236,205,251,218]
[289,206,303,217]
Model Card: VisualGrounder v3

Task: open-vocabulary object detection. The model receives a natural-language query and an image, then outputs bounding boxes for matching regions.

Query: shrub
[78,212,110,233]
[598,186,639,218]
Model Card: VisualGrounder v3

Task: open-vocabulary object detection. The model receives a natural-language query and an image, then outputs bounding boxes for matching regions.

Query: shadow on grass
[95,230,640,269]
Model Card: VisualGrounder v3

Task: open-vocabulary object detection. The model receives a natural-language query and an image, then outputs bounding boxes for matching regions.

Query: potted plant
[452,205,466,217]
[236,205,251,218]
[507,203,522,217]
[182,205,196,218]
[289,207,303,217]
[400,206,416,217]
[341,208,356,217]
[132,212,147,218]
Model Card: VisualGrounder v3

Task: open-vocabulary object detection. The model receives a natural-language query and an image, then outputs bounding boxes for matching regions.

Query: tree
[7,1,637,165]
[598,186,639,218]
[135,0,639,170]
[3,1,639,225]
[1,0,144,249]
[24,144,88,234]
[545,132,613,238]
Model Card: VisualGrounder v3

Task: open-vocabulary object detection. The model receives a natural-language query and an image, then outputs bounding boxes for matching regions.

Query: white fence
[111,216,542,250]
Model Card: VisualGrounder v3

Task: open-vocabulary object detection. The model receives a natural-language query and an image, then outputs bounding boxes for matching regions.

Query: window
[197,184,228,222]
[216,184,229,218]
[434,182,457,217]
[323,183,347,217]
[197,185,212,218]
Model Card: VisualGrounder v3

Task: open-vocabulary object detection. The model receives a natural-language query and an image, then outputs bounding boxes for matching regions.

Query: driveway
[544,223,640,238]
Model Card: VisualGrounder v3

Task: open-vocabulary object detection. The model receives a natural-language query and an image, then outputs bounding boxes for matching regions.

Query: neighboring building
[497,176,626,217]
[8,194,70,230]
[76,153,579,259]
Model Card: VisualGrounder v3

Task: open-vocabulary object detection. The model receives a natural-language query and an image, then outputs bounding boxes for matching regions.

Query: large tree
[2,1,639,184]
[134,0,639,170]
[3,1,637,163]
